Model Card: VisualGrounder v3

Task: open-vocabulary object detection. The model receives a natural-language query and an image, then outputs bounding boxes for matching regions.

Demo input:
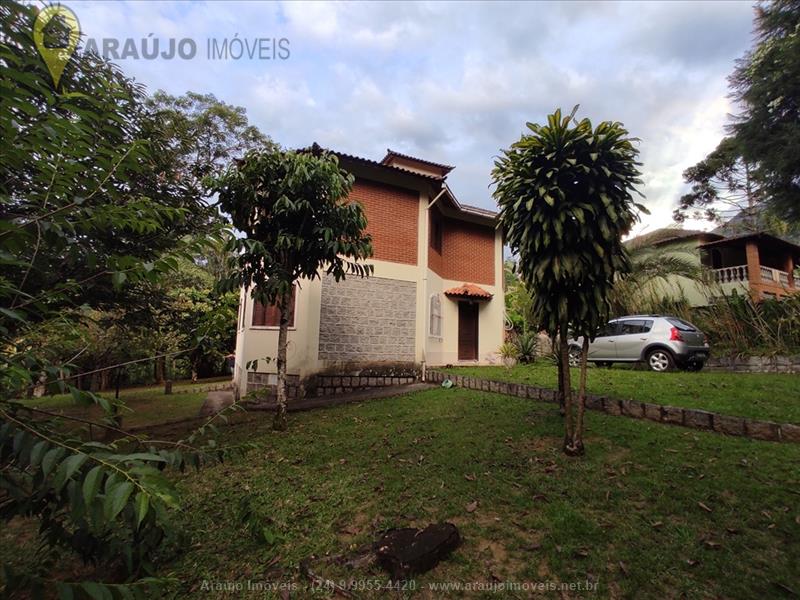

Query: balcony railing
[710,265,798,289]
[760,265,795,287]
[710,265,748,284]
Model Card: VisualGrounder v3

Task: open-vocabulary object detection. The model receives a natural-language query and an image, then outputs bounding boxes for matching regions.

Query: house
[232,148,505,396]
[627,227,800,306]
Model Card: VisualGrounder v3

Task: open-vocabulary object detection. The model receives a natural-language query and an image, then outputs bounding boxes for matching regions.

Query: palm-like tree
[609,245,704,316]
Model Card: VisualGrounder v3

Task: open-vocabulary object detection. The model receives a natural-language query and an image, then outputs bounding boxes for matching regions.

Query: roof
[444,283,493,300]
[302,143,499,224]
[698,231,800,258]
[300,143,444,181]
[625,228,724,250]
[381,149,455,174]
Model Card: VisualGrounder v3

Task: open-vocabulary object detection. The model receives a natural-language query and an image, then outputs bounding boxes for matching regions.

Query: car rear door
[615,319,654,360]
[588,321,621,360]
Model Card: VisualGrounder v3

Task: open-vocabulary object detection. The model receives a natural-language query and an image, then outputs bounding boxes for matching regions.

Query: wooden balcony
[700,232,800,301]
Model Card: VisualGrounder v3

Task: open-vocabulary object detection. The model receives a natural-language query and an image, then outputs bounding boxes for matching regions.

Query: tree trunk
[553,334,565,415]
[273,289,291,431]
[559,323,574,453]
[154,356,165,384]
[566,337,589,457]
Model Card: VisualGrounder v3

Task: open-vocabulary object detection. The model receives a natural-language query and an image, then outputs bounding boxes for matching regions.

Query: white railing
[711,265,748,284]
[760,265,794,287]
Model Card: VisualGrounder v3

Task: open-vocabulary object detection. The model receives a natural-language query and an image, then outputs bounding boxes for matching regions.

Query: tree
[674,137,762,228]
[1,3,241,595]
[145,90,270,191]
[492,107,643,456]
[212,143,373,431]
[687,0,800,225]
[608,242,703,316]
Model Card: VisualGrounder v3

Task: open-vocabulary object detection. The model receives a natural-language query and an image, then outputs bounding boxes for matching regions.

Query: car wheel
[568,346,581,367]
[646,349,674,372]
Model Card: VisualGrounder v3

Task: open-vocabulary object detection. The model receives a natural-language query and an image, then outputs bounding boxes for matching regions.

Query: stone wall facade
[705,355,800,373]
[428,370,800,444]
[318,275,416,362]
[246,364,421,401]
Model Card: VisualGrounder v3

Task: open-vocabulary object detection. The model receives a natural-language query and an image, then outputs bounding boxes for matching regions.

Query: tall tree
[212,144,373,431]
[493,108,643,456]
[674,137,762,228]
[145,90,270,190]
[0,2,240,596]
[693,0,800,224]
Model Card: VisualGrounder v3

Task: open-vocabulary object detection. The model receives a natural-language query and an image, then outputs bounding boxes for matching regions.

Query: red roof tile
[444,283,493,300]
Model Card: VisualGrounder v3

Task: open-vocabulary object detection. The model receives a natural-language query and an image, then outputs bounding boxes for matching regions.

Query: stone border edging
[427,370,800,444]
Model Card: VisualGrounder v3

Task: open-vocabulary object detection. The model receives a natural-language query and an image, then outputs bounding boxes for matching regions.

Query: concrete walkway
[198,383,435,417]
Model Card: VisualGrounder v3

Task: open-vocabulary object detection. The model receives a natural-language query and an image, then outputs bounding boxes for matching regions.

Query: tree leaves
[105,481,135,521]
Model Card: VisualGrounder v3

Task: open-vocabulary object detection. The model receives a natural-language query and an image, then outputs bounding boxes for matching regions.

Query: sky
[69,0,756,236]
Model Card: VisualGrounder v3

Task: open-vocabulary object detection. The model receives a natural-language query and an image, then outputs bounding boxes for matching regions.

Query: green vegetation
[20,379,224,429]
[449,363,800,424]
[211,143,373,430]
[6,387,797,598]
[493,106,644,454]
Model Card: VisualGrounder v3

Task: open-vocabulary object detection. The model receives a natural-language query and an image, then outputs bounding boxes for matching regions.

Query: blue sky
[70,0,755,235]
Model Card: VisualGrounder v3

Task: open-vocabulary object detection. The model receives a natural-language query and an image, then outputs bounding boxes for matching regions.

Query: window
[429,293,442,337]
[596,322,622,337]
[252,286,296,328]
[619,319,654,335]
[666,317,696,332]
[430,211,443,253]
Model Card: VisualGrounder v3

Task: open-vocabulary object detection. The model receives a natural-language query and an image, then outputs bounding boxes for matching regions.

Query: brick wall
[349,180,419,265]
[428,214,495,285]
[318,275,416,361]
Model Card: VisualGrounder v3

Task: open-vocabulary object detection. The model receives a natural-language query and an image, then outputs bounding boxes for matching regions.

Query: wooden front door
[458,302,479,360]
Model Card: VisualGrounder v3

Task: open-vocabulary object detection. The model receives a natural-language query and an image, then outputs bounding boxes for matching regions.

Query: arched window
[429,293,442,338]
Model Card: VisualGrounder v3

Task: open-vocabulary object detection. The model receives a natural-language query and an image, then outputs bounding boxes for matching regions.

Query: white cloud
[69,0,755,232]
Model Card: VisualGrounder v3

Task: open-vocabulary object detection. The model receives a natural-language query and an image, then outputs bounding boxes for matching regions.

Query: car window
[596,322,621,337]
[666,317,696,331]
[619,319,654,335]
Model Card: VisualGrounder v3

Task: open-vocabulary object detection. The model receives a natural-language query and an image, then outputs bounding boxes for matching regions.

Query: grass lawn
[85,387,800,598]
[448,363,800,425]
[17,378,224,429]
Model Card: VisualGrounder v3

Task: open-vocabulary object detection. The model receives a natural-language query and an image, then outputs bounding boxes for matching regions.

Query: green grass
[448,363,800,424]
[18,379,221,429]
[142,388,800,598]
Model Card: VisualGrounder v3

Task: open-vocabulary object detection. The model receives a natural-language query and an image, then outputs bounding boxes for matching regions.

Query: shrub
[514,331,538,364]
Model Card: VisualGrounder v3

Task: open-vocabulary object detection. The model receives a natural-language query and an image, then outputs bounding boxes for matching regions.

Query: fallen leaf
[618,561,629,576]
[573,548,589,558]
[704,540,721,550]
[686,559,700,567]
[465,500,478,513]
[698,502,713,513]
[465,473,477,481]
[651,521,664,529]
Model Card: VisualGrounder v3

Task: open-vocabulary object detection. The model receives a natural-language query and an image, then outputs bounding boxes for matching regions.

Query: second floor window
[252,286,296,328]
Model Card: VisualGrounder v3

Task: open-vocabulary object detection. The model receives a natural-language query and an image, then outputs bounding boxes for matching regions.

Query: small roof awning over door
[444,283,493,301]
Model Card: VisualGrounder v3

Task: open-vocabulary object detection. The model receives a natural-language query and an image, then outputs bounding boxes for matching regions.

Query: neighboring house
[232,148,505,396]
[627,227,800,306]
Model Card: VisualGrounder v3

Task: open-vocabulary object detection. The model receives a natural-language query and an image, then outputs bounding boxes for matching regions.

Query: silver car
[569,315,710,372]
